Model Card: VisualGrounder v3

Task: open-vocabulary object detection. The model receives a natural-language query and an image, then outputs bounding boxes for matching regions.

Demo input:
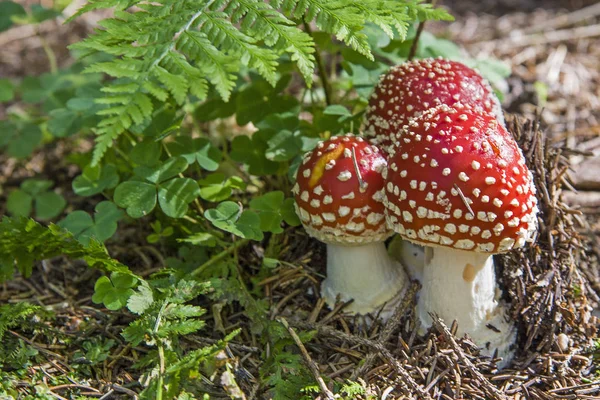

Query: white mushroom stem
[417,246,516,364]
[321,241,408,317]
[388,235,426,281]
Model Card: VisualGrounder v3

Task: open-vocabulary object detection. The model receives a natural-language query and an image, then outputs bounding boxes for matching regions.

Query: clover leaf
[249,191,300,234]
[230,131,279,176]
[130,138,162,166]
[46,87,103,137]
[204,202,263,241]
[7,179,66,220]
[72,164,119,197]
[235,78,299,125]
[92,272,138,311]
[114,156,200,218]
[167,136,222,171]
[198,173,246,202]
[0,121,43,159]
[265,130,304,162]
[0,79,14,102]
[0,1,26,32]
[58,201,124,245]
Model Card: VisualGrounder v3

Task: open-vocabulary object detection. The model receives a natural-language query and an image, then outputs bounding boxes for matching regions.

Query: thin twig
[408,22,426,61]
[431,316,507,400]
[291,320,431,398]
[408,0,437,60]
[303,20,332,105]
[277,317,335,400]
[352,281,420,379]
[351,147,367,191]
[454,184,475,217]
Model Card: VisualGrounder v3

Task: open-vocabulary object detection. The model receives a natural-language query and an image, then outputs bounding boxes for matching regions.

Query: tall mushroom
[364,58,504,154]
[383,104,538,363]
[293,134,408,317]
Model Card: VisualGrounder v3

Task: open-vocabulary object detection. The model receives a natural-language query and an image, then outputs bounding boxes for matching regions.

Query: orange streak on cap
[308,144,345,188]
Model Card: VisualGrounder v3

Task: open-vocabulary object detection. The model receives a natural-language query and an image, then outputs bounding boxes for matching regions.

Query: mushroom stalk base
[417,247,516,366]
[321,242,408,318]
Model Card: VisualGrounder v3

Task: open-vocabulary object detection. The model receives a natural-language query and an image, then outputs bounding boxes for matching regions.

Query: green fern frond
[0,217,134,282]
[68,0,450,164]
[176,30,238,100]
[206,0,315,83]
[0,303,44,340]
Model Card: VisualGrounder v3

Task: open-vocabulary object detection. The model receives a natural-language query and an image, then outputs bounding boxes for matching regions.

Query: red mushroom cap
[383,104,538,253]
[293,134,390,245]
[364,58,503,152]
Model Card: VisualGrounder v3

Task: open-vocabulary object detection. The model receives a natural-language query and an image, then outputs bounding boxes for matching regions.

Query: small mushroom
[364,58,504,154]
[294,134,408,317]
[383,104,538,364]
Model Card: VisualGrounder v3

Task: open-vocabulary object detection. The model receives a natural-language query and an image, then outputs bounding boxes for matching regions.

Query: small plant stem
[303,21,332,105]
[408,0,438,60]
[183,215,201,224]
[191,239,249,277]
[408,22,425,61]
[153,302,168,400]
[37,27,57,74]
[277,317,335,400]
[114,145,134,167]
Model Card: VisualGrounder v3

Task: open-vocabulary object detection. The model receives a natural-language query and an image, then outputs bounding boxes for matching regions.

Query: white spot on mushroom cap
[338,170,352,181]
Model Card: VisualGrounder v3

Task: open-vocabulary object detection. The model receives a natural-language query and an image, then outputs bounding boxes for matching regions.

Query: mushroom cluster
[292,135,409,318]
[291,58,538,364]
[364,58,539,364]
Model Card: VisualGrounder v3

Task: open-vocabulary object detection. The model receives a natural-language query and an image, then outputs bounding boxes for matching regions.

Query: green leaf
[3,123,43,159]
[58,201,123,245]
[134,156,188,184]
[0,216,135,282]
[114,181,157,218]
[232,211,264,241]
[198,173,245,202]
[0,1,26,32]
[130,138,162,166]
[265,130,304,162]
[249,191,289,233]
[177,232,217,247]
[167,136,222,171]
[0,79,14,102]
[111,271,137,289]
[235,80,299,126]
[29,4,61,23]
[35,192,66,220]
[57,211,93,237]
[6,190,33,217]
[157,178,200,218]
[205,202,263,241]
[92,272,137,311]
[21,179,53,196]
[230,134,279,176]
[281,197,301,226]
[8,180,65,220]
[127,281,154,315]
[47,108,81,137]
[73,164,119,197]
[323,104,352,117]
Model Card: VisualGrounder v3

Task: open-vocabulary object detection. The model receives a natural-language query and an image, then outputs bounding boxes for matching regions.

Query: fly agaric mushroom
[383,104,538,363]
[364,58,503,153]
[293,134,408,317]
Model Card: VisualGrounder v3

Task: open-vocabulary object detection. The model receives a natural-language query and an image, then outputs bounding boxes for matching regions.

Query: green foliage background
[0,0,510,398]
